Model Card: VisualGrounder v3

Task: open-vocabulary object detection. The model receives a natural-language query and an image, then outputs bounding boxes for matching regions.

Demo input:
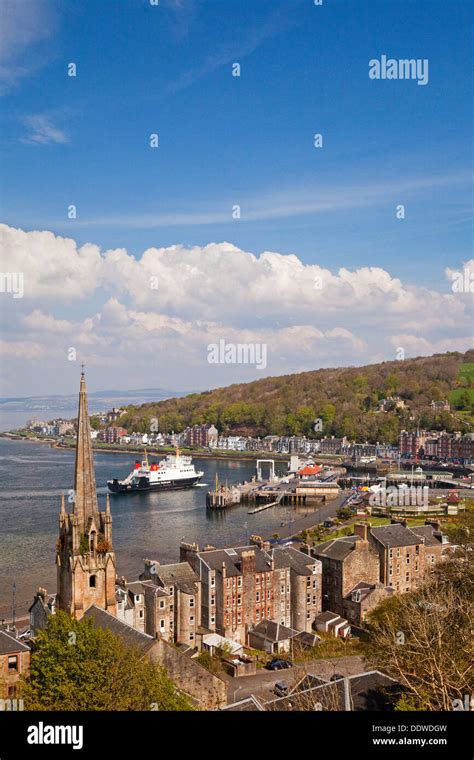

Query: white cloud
[0,0,58,93]
[1,223,472,394]
[20,114,69,145]
[0,339,42,359]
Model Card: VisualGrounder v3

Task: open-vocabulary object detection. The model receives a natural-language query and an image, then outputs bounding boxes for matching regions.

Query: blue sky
[2,0,472,284]
[0,0,472,397]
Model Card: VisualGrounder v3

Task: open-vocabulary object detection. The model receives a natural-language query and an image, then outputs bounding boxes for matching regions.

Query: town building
[0,629,30,700]
[183,423,218,448]
[98,426,127,444]
[312,533,381,617]
[318,436,348,455]
[179,542,321,644]
[139,560,201,647]
[343,582,394,627]
[363,522,434,593]
[29,589,56,634]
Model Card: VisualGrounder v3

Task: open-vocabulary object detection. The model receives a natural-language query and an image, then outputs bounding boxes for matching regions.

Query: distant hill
[0,388,189,415]
[117,351,474,444]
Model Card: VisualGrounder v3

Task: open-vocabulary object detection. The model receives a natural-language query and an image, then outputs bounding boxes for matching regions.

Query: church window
[89,575,97,588]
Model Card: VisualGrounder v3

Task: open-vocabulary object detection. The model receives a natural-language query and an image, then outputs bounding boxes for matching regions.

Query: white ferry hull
[107,474,202,493]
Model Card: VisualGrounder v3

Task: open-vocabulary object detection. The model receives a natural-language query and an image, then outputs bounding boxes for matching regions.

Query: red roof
[297,465,322,476]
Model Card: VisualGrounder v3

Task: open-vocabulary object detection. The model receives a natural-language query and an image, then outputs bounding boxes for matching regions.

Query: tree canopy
[22,611,193,711]
[117,350,473,443]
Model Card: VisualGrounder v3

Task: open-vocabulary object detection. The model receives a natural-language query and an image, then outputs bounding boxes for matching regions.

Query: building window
[189,632,194,641]
[237,577,242,587]
[169,587,174,596]
[210,615,215,625]
[189,597,195,608]
[135,595,140,602]
[139,610,144,619]
[389,549,393,558]
[210,595,215,606]
[159,600,165,609]
[159,619,165,631]
[280,584,285,594]
[210,576,215,588]
[256,576,260,585]
[8,656,18,672]
[226,578,230,588]
[89,575,96,588]
[189,616,194,624]
[256,591,260,602]
[237,594,242,606]
[406,573,410,582]
[313,579,317,589]
[237,612,242,624]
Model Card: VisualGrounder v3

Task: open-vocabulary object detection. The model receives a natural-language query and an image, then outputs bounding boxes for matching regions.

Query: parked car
[273,680,289,697]
[266,658,293,671]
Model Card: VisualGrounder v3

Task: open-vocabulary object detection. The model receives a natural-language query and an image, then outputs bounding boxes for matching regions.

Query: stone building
[181,542,321,644]
[29,589,56,635]
[343,582,394,626]
[56,371,116,619]
[271,546,322,632]
[0,630,30,700]
[365,523,426,593]
[115,581,146,633]
[139,560,201,647]
[312,532,380,617]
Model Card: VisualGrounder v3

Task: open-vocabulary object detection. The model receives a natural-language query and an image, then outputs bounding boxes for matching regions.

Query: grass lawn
[312,515,427,544]
[294,633,368,662]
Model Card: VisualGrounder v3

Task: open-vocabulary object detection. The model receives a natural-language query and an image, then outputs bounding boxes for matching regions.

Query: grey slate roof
[410,525,445,547]
[266,670,401,712]
[272,546,319,575]
[198,545,273,576]
[314,610,341,624]
[250,619,297,642]
[152,562,199,595]
[0,630,30,655]
[313,536,360,561]
[370,525,421,548]
[83,605,156,655]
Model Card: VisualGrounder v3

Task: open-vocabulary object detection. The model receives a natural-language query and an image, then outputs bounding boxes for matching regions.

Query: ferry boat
[107,449,204,493]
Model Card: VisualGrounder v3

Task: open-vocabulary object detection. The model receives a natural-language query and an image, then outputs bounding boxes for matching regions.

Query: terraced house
[180,542,321,644]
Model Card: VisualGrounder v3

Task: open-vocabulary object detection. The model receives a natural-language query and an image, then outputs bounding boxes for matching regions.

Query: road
[260,491,353,543]
[225,655,368,704]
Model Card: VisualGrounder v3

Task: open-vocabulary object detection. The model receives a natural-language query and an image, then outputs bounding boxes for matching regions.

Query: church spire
[73,368,98,529]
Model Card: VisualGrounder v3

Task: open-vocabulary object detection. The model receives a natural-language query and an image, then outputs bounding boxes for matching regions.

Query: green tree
[366,559,473,711]
[22,611,193,711]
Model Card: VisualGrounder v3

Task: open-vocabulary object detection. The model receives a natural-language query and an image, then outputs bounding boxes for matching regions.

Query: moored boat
[107,448,204,493]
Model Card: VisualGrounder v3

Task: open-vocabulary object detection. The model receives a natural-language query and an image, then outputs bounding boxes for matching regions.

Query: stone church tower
[56,371,116,619]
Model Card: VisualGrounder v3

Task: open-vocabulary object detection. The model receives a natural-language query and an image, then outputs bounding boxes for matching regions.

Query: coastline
[0,432,348,465]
